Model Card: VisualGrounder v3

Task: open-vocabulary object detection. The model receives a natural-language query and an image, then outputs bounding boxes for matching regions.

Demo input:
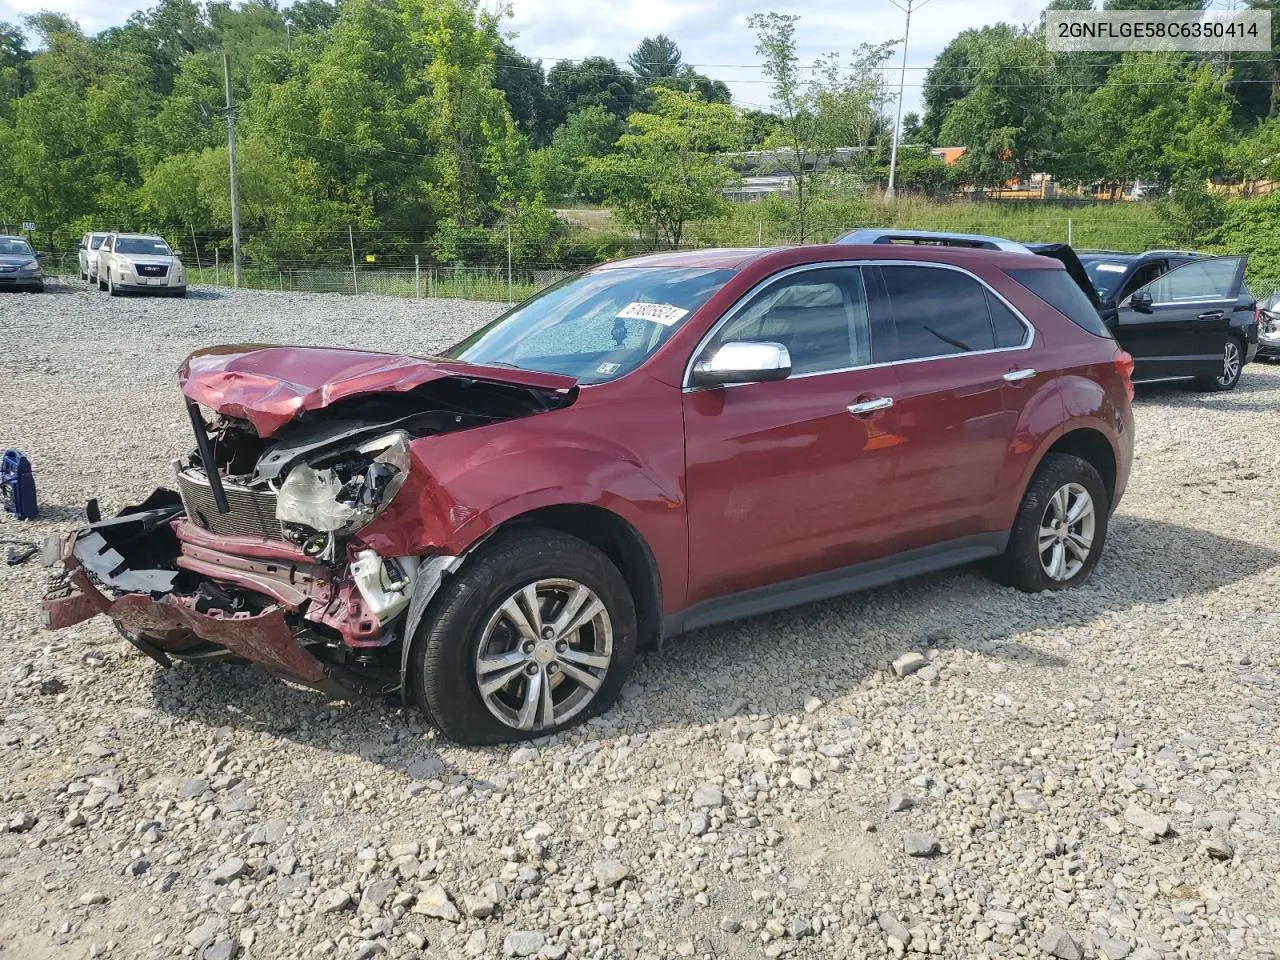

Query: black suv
[1071,249,1256,391]
[834,232,1258,392]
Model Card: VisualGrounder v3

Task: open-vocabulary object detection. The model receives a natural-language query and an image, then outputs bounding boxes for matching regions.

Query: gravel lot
[1,281,1278,960]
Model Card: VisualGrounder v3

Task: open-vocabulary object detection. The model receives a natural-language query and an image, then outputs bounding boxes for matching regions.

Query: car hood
[179,345,578,437]
[0,253,36,267]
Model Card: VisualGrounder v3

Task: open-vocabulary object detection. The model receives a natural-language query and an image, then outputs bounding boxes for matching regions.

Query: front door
[1116,256,1246,380]
[682,265,903,604]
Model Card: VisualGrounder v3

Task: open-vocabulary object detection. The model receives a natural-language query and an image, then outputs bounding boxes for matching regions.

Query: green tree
[1086,53,1233,190]
[939,31,1061,190]
[533,105,621,200]
[589,88,745,247]
[546,57,635,128]
[286,0,343,35]
[0,22,32,118]
[414,0,527,227]
[628,35,682,83]
[747,12,816,239]
[921,23,1018,144]
[493,39,550,144]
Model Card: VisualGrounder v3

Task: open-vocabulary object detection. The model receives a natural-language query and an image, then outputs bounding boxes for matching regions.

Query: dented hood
[179,345,578,437]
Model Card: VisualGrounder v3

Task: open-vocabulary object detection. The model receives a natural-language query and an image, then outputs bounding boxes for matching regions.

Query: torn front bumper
[41,504,360,698]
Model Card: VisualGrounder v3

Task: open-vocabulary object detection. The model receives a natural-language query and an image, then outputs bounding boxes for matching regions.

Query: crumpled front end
[40,350,577,697]
[41,496,392,697]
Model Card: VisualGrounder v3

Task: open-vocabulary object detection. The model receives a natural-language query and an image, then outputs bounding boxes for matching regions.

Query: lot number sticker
[617,301,688,326]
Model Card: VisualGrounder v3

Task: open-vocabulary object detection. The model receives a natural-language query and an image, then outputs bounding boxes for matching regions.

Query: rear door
[866,263,1033,551]
[1116,256,1246,380]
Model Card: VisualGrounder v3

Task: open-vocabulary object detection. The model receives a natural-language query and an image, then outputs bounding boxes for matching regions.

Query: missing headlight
[276,432,410,540]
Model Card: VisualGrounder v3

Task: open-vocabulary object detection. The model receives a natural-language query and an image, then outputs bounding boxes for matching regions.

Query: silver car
[0,235,45,293]
[79,232,110,283]
[96,233,187,297]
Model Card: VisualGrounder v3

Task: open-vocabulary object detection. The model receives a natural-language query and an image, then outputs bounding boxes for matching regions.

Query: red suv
[43,245,1134,744]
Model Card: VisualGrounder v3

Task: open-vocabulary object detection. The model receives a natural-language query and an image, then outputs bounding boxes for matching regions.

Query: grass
[185,265,551,302]
[686,194,1167,252]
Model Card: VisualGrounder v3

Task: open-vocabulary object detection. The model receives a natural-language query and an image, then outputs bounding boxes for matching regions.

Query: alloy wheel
[474,578,613,732]
[1217,340,1241,387]
[1038,483,1095,581]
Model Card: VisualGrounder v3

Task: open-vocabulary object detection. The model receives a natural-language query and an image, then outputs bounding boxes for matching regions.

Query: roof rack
[834,228,1031,254]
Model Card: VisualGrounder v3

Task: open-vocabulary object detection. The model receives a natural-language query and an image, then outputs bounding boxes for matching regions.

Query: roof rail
[835,228,1032,254]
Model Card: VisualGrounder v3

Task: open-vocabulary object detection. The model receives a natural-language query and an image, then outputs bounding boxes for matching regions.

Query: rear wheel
[988,453,1110,592]
[412,529,638,745]
[1195,337,1243,392]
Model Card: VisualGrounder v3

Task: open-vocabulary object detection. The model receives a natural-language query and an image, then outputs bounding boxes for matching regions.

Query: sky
[0,0,1051,117]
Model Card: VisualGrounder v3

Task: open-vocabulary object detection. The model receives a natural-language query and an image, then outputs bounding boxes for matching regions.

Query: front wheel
[412,530,638,745]
[107,271,120,296]
[1194,337,1243,392]
[988,453,1110,592]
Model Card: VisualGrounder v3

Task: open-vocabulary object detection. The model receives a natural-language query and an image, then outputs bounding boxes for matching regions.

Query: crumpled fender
[355,416,689,611]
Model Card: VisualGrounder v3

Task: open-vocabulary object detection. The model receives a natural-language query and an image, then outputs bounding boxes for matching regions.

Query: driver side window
[1138,257,1240,304]
[707,267,872,376]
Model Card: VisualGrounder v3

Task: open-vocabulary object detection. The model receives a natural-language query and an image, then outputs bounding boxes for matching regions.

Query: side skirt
[662,531,1009,639]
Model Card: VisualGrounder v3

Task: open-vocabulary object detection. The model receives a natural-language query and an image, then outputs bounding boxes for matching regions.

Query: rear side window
[1008,268,1112,339]
[877,265,999,360]
[986,291,1028,348]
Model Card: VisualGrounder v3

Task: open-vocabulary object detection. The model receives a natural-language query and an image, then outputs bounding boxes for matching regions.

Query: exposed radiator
[176,468,282,540]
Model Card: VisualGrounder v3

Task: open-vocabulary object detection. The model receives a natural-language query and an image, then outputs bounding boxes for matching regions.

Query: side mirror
[1129,290,1153,313]
[690,341,792,388]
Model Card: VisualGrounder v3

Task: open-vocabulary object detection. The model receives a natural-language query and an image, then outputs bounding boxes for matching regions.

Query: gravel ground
[1,281,1278,960]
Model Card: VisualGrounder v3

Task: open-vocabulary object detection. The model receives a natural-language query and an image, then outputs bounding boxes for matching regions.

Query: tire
[1194,337,1244,392]
[987,453,1110,593]
[107,271,119,296]
[412,529,638,745]
[98,273,107,292]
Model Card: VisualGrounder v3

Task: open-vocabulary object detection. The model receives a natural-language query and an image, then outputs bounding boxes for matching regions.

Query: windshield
[0,238,34,257]
[115,237,172,256]
[445,266,735,384]
[1082,259,1131,300]
[90,235,106,249]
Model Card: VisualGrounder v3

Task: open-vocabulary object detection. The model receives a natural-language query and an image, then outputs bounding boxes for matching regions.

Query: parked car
[1062,248,1256,391]
[95,233,187,297]
[1253,293,1280,360]
[79,231,109,283]
[43,244,1134,744]
[836,232,1257,391]
[0,235,45,292]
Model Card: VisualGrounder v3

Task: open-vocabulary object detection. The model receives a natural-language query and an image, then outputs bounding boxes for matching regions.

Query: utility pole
[223,53,243,287]
[884,0,934,202]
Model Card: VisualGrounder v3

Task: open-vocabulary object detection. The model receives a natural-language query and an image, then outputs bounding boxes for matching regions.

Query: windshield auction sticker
[1046,10,1270,52]
[617,301,689,326]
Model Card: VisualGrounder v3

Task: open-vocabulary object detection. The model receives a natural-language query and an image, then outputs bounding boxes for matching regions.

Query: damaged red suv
[43,245,1133,744]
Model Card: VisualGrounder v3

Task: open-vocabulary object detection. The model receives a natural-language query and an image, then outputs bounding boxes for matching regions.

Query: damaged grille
[176,468,282,539]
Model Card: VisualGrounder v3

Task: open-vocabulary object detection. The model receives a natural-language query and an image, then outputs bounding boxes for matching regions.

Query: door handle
[847,396,893,415]
[1197,310,1225,321]
[1003,368,1036,383]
